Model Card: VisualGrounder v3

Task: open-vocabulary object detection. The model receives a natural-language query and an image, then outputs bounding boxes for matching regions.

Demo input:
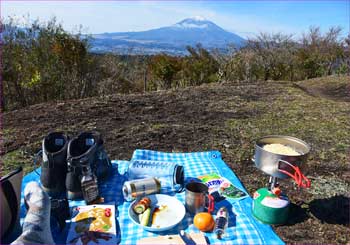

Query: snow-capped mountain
[90,17,246,55]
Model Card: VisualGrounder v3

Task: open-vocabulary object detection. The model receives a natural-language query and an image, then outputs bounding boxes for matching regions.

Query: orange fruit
[193,212,215,232]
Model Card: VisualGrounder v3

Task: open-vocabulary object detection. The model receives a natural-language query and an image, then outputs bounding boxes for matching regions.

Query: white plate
[128,194,185,232]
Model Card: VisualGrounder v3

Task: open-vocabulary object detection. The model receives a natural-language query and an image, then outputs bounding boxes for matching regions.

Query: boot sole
[67,191,83,200]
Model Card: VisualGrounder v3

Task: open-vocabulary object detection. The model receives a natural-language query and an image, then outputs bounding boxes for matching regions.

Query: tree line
[220,28,349,82]
[1,17,349,111]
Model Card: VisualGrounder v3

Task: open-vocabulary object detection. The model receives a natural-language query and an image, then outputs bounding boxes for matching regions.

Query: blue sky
[2,1,349,38]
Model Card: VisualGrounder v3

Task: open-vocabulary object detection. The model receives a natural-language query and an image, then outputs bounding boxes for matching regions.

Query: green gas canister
[252,187,289,224]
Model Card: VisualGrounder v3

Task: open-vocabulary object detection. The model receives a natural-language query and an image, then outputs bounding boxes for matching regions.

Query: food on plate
[74,207,112,233]
[129,194,186,231]
[151,205,176,228]
[133,197,151,214]
[139,207,151,226]
[262,143,300,156]
[193,212,215,232]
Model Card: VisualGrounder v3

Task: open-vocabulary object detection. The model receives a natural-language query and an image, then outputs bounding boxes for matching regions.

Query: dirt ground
[2,76,350,244]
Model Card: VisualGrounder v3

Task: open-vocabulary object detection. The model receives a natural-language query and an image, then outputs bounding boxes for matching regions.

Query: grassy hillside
[2,75,349,244]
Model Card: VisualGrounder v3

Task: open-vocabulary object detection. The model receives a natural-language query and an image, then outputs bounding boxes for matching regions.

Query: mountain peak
[191,16,206,21]
[91,17,246,55]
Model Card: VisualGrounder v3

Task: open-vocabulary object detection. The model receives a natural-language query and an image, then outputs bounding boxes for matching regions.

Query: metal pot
[253,135,310,179]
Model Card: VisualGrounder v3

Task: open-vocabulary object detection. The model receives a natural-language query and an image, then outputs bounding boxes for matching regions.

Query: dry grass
[2,75,350,244]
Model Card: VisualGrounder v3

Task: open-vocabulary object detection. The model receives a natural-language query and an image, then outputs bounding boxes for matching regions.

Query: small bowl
[128,194,185,232]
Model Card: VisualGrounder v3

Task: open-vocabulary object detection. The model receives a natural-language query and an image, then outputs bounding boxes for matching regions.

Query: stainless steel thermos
[122,178,161,201]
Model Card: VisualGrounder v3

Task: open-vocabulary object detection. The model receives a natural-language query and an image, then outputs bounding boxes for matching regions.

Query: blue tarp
[19,150,284,244]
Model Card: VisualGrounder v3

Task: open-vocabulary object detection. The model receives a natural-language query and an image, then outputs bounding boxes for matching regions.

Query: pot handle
[205,194,215,214]
[278,160,311,188]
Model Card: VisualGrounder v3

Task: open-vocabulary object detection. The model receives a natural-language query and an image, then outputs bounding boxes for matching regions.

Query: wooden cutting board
[137,232,207,245]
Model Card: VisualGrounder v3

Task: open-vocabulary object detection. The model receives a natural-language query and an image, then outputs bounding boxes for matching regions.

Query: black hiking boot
[40,132,69,197]
[66,131,111,200]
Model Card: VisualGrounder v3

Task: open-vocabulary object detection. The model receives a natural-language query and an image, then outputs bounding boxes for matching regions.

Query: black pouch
[50,197,70,231]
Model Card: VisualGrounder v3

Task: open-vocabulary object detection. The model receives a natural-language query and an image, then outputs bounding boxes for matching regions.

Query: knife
[179,230,196,245]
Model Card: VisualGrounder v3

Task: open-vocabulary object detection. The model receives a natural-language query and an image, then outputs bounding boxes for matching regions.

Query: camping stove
[252,135,311,224]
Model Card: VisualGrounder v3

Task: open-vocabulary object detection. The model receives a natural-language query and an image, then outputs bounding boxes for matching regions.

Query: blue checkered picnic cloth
[19,150,284,245]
